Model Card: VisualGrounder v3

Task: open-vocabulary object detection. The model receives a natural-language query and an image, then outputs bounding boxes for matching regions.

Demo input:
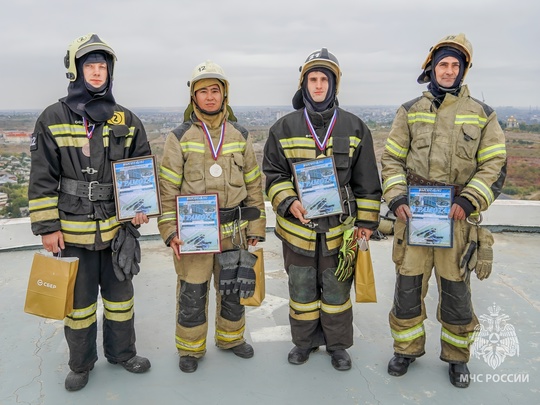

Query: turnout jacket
[381,85,507,213]
[263,107,381,256]
[157,117,266,245]
[28,101,151,250]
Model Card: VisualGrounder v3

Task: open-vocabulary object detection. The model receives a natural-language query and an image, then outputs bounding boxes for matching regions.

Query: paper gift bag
[24,253,79,320]
[354,238,377,303]
[240,248,265,307]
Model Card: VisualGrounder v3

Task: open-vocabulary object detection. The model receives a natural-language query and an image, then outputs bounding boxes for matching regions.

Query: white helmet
[187,60,229,97]
[64,33,116,81]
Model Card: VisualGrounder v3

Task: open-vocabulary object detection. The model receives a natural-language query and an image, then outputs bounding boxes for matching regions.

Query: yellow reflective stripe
[455,115,487,128]
[276,216,316,240]
[69,303,98,319]
[29,196,58,211]
[103,297,134,311]
[175,336,206,352]
[383,174,407,193]
[283,149,315,159]
[30,208,59,222]
[101,226,120,243]
[467,178,495,205]
[244,166,261,184]
[385,139,408,159]
[290,308,320,321]
[391,323,425,342]
[104,307,134,322]
[356,198,381,211]
[55,137,90,148]
[221,220,249,237]
[280,137,314,149]
[64,314,97,330]
[408,112,436,124]
[180,141,205,153]
[259,210,266,219]
[477,143,506,163]
[63,233,95,245]
[61,219,97,232]
[222,141,246,154]
[441,327,473,348]
[268,181,295,201]
[357,210,380,222]
[215,326,245,342]
[49,123,86,135]
[275,223,315,251]
[99,216,120,232]
[290,298,320,312]
[320,298,352,314]
[158,211,177,224]
[160,166,182,186]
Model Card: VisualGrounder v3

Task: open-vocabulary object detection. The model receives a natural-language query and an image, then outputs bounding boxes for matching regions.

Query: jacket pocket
[108,125,130,161]
[392,220,407,267]
[228,153,245,187]
[332,136,350,169]
[456,124,480,160]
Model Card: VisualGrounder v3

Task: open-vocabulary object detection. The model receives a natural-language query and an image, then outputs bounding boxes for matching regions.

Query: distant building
[1,131,31,144]
[506,116,519,129]
[0,172,17,185]
[0,192,7,207]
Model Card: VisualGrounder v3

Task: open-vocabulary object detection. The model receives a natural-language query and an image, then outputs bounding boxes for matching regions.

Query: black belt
[59,177,114,202]
[219,206,261,223]
[406,169,463,196]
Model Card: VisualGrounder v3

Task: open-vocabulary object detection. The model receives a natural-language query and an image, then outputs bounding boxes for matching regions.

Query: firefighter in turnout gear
[263,48,382,371]
[28,33,151,391]
[381,33,507,387]
[157,60,266,373]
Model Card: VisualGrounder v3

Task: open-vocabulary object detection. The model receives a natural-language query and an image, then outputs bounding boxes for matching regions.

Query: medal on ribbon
[201,120,225,177]
[304,109,338,157]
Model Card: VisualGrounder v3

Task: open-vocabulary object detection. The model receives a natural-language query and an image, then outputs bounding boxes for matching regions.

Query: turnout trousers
[389,220,479,364]
[283,234,354,351]
[173,234,247,358]
[63,245,137,372]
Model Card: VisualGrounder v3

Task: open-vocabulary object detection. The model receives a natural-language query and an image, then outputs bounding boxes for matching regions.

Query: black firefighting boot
[230,342,254,359]
[449,362,470,388]
[327,349,352,371]
[388,355,415,376]
[65,369,91,391]
[288,346,319,365]
[179,355,199,373]
[109,355,151,373]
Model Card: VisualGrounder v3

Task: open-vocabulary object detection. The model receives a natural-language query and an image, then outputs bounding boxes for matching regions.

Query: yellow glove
[335,227,357,282]
[475,227,494,280]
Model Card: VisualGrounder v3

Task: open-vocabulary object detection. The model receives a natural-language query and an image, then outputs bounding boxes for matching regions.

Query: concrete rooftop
[1,201,539,404]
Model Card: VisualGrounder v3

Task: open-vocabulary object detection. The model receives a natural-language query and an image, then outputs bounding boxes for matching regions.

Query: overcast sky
[1,0,539,111]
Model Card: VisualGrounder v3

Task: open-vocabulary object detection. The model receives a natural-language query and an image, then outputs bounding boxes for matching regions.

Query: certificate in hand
[176,194,221,254]
[293,156,343,219]
[111,155,162,222]
[407,186,454,248]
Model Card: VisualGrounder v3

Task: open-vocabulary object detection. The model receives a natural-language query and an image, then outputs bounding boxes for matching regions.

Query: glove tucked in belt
[219,206,261,223]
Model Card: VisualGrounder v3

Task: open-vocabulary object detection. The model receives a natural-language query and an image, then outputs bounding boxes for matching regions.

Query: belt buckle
[88,181,99,201]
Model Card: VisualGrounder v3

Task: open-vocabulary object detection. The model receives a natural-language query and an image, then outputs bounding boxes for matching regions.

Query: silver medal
[209,163,223,177]
[82,142,91,157]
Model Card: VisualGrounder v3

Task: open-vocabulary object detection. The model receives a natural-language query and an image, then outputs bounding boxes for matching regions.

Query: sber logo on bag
[37,279,57,289]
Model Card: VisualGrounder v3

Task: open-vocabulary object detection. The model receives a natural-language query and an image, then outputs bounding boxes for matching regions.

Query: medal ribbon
[304,109,338,153]
[200,120,225,161]
[83,117,95,139]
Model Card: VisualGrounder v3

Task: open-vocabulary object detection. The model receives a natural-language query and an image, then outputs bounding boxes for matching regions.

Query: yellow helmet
[187,60,229,98]
[64,33,116,81]
[417,33,473,84]
[298,48,342,94]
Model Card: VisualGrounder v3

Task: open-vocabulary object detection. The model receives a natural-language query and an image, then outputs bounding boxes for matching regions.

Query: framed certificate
[292,156,343,219]
[111,155,162,222]
[407,186,454,248]
[176,194,221,254]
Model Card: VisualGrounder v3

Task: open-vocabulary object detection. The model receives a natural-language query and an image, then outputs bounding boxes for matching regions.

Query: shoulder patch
[402,96,424,112]
[228,120,249,140]
[30,133,38,151]
[108,111,125,125]
[172,122,193,141]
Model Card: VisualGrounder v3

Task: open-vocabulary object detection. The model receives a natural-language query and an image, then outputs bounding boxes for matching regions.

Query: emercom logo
[471,303,520,370]
[37,279,57,289]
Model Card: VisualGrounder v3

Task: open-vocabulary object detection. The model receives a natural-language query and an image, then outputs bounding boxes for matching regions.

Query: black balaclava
[62,51,116,122]
[292,67,336,112]
[428,46,466,100]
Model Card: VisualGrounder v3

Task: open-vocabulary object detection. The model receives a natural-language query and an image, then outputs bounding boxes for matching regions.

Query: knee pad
[393,274,423,319]
[440,278,473,325]
[220,292,244,322]
[321,268,352,305]
[178,281,207,327]
[288,265,317,303]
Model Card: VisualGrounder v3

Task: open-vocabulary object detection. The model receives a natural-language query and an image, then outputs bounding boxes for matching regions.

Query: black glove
[111,223,141,281]
[235,249,258,299]
[217,249,240,295]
